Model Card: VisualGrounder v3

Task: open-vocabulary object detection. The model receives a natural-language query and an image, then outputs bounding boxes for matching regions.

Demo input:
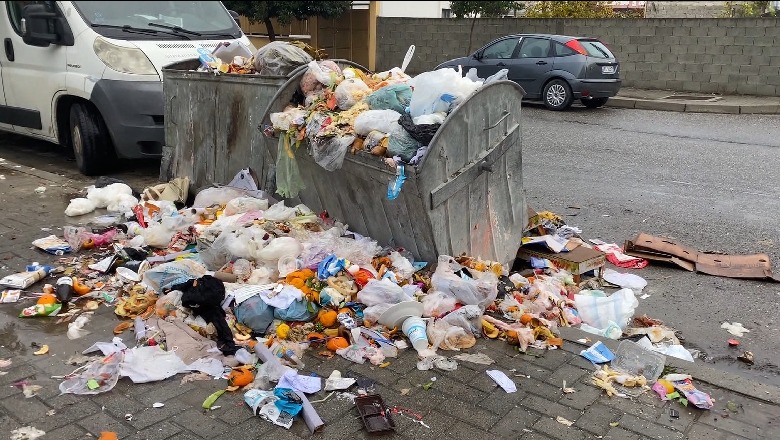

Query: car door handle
[497,62,506,67]
[4,38,14,62]
[536,60,547,65]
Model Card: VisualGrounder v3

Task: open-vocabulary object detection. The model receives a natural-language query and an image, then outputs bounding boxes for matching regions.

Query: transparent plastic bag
[335,78,371,110]
[311,135,355,171]
[275,135,306,199]
[224,197,270,216]
[442,304,483,336]
[362,303,393,324]
[427,319,476,351]
[270,106,308,132]
[235,295,276,334]
[407,68,483,118]
[431,255,498,309]
[273,299,319,321]
[421,291,457,318]
[388,123,422,162]
[193,186,247,209]
[354,110,402,136]
[365,84,412,113]
[107,193,138,213]
[356,279,411,306]
[300,60,342,95]
[59,351,123,395]
[253,41,313,76]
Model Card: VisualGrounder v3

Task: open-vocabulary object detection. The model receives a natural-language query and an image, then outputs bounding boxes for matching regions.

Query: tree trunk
[264,17,276,42]
[467,15,476,55]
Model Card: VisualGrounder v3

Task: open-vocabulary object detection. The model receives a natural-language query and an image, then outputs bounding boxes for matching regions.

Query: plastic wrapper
[388,123,422,162]
[193,186,248,209]
[300,230,381,268]
[141,260,208,293]
[311,135,355,171]
[427,319,476,351]
[253,41,313,76]
[32,235,71,255]
[335,78,371,110]
[354,109,402,136]
[275,135,306,199]
[155,290,184,318]
[300,60,342,95]
[356,279,412,306]
[224,197,269,216]
[86,183,133,209]
[64,198,96,216]
[431,255,498,309]
[59,352,123,395]
[365,84,412,113]
[574,288,638,331]
[270,106,308,132]
[399,112,441,145]
[407,68,483,118]
[421,291,457,317]
[19,303,61,317]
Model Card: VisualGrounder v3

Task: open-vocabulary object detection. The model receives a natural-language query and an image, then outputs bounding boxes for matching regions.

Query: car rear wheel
[69,102,115,176]
[543,79,573,111]
[581,97,609,108]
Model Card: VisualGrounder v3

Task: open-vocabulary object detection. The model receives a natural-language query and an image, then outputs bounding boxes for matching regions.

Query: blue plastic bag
[273,299,319,322]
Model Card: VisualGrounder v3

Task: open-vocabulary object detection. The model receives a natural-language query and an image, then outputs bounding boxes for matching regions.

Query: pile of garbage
[0,169,722,430]
[196,40,320,76]
[265,51,508,198]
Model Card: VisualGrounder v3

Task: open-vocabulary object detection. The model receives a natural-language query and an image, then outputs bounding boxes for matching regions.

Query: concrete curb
[607,97,780,115]
[559,327,780,406]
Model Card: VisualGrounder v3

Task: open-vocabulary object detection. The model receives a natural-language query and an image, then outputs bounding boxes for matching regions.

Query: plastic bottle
[56,276,74,305]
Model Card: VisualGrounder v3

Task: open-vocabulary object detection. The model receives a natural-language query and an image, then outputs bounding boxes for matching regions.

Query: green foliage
[720,1,776,17]
[450,1,525,18]
[223,1,352,40]
[524,1,616,18]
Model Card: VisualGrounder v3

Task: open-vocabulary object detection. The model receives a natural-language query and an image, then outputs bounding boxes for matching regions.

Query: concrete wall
[376,17,780,96]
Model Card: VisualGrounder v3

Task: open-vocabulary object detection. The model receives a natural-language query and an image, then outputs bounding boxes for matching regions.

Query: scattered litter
[640,294,651,300]
[556,416,574,427]
[22,384,42,398]
[737,351,754,365]
[603,268,647,291]
[202,389,226,410]
[324,370,356,391]
[609,421,620,427]
[10,427,46,440]
[180,372,212,385]
[727,339,740,347]
[562,381,576,394]
[34,186,46,194]
[33,345,49,355]
[1,289,21,303]
[486,370,517,393]
[580,341,615,364]
[124,414,133,422]
[46,410,56,416]
[452,353,495,365]
[98,432,118,440]
[152,402,165,408]
[669,409,679,419]
[721,322,750,337]
[0,358,11,368]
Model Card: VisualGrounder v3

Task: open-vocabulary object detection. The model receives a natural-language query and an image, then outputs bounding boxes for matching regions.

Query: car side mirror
[473,51,483,60]
[228,10,241,26]
[22,4,74,47]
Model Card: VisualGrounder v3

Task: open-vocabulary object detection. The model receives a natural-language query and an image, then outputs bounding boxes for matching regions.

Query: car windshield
[72,1,240,39]
[578,39,614,59]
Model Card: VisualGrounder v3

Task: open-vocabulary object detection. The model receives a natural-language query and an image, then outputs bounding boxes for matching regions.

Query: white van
[0,1,253,174]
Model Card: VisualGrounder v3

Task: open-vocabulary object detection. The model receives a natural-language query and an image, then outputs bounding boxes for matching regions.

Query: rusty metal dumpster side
[261,74,526,266]
[417,81,526,266]
[161,69,289,191]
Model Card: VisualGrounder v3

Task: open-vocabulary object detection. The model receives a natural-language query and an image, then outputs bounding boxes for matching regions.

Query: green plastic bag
[365,84,412,114]
[275,133,306,199]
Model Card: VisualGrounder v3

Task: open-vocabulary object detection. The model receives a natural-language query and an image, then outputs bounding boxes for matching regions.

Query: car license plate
[602,65,616,74]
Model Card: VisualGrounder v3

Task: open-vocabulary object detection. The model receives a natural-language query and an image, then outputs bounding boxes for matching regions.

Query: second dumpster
[261,65,527,267]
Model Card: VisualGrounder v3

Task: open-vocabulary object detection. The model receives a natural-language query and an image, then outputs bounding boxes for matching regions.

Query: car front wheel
[69,102,115,176]
[543,79,573,111]
[581,97,609,108]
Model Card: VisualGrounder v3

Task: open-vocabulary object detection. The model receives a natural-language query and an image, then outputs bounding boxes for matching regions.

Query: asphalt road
[1,104,779,387]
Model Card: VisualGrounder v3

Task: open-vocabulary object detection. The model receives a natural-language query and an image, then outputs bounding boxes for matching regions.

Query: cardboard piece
[624,233,778,281]
[516,245,606,282]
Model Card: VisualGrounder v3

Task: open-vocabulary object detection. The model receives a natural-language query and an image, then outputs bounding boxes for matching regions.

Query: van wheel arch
[55,97,116,175]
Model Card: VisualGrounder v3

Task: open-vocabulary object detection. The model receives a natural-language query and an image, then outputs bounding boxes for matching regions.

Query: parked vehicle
[0,1,252,175]
[435,34,621,111]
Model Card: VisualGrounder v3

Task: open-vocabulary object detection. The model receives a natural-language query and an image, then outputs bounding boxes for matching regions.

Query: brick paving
[0,160,778,439]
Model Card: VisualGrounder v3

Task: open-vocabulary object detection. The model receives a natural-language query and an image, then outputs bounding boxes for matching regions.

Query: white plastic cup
[402,317,428,352]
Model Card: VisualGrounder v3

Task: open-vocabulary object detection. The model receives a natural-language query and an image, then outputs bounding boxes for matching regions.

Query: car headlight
[93,37,157,75]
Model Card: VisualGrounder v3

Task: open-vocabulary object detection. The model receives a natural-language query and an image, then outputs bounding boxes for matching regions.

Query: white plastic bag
[140,223,175,248]
[64,198,96,216]
[256,237,303,262]
[193,186,247,208]
[263,201,297,221]
[362,303,393,324]
[86,183,133,209]
[354,110,402,136]
[421,291,457,317]
[603,269,647,292]
[356,279,412,306]
[335,78,371,110]
[574,288,638,330]
[270,106,308,132]
[407,69,483,118]
[224,197,269,216]
[106,193,138,213]
[431,255,498,309]
[442,304,482,336]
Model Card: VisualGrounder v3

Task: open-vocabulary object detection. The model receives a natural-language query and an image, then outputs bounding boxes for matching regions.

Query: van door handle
[497,62,506,67]
[4,38,14,62]
[536,60,548,65]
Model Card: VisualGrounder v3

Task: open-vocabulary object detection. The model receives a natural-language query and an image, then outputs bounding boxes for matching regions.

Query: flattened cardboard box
[624,233,779,281]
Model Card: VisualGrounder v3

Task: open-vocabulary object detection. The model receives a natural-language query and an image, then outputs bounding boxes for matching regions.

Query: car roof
[493,34,590,43]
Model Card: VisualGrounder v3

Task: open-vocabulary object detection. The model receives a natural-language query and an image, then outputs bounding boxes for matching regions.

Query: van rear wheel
[69,102,115,176]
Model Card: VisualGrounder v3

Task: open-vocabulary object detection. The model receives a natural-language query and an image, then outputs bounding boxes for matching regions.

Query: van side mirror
[228,10,241,25]
[21,4,74,47]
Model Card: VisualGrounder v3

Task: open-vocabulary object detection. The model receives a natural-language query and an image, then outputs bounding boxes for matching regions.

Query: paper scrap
[580,341,615,364]
[486,370,517,393]
[452,353,495,365]
[10,427,46,440]
[556,416,574,426]
[721,322,750,337]
[152,402,165,408]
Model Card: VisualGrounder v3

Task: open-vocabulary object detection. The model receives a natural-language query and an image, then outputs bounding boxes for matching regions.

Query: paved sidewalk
[609,88,780,115]
[0,160,778,440]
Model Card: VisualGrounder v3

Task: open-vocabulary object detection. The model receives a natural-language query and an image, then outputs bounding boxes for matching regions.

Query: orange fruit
[318,309,339,328]
[37,293,58,305]
[326,337,349,351]
[519,314,534,325]
[228,366,255,387]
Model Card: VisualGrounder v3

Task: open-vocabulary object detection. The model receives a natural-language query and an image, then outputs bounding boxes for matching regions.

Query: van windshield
[72,1,240,39]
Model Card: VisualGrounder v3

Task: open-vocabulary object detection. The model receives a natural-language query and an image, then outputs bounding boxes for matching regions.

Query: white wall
[378,1,451,18]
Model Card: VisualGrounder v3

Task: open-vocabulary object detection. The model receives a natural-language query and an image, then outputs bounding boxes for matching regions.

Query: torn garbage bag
[235,295,276,334]
[173,275,238,355]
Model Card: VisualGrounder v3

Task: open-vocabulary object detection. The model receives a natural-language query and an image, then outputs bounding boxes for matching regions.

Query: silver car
[435,34,621,110]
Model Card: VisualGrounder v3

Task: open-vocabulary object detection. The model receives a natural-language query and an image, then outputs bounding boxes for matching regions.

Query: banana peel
[33,345,49,355]
[482,319,500,339]
[591,365,647,398]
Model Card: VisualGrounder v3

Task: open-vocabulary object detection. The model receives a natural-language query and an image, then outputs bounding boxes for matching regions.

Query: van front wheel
[69,102,115,176]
